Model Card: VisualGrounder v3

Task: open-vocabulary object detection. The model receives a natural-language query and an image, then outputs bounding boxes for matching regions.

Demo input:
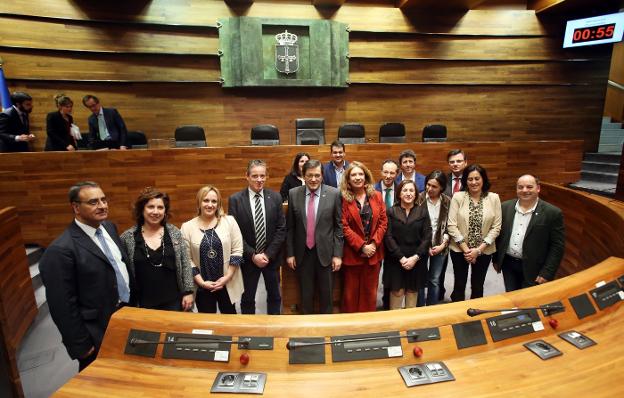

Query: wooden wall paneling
[5,82,605,152]
[0,207,38,398]
[0,49,221,82]
[609,42,624,86]
[0,140,583,246]
[0,1,552,35]
[604,85,624,122]
[540,183,624,276]
[397,0,487,10]
[0,17,219,55]
[349,58,610,85]
[348,34,610,61]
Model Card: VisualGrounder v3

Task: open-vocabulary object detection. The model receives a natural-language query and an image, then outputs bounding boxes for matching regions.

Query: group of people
[38,141,566,371]
[0,91,128,152]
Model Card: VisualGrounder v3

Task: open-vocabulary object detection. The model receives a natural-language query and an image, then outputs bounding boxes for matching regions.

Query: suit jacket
[396,172,426,193]
[341,190,388,266]
[228,188,287,265]
[0,106,30,152]
[374,180,398,207]
[87,107,128,149]
[322,160,349,188]
[447,191,502,255]
[45,111,75,151]
[444,173,463,197]
[286,184,344,267]
[494,199,565,284]
[39,220,136,360]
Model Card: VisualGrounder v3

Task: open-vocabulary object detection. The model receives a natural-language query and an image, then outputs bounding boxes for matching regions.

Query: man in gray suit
[286,159,343,314]
[494,174,565,291]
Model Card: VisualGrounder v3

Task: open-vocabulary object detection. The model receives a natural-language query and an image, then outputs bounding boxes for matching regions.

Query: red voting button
[413,346,423,357]
[549,318,559,329]
[240,353,250,365]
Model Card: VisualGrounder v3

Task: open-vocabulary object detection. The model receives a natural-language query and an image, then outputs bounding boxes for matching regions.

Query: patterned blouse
[467,195,484,249]
[356,196,372,241]
[199,227,242,282]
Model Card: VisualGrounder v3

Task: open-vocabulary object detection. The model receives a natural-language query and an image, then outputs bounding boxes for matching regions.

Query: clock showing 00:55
[572,23,616,44]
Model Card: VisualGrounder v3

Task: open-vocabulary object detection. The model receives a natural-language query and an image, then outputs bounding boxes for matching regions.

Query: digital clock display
[572,23,616,43]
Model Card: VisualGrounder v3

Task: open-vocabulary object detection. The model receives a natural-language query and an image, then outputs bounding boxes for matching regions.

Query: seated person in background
[340,161,387,313]
[120,187,194,311]
[82,94,128,150]
[447,164,501,302]
[0,91,35,152]
[181,185,244,314]
[384,180,432,309]
[280,152,310,202]
[45,94,77,152]
[396,149,425,192]
[416,170,451,306]
[322,140,349,188]
[494,174,565,291]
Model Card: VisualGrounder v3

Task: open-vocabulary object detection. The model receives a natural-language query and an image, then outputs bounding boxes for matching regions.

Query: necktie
[95,227,130,303]
[254,193,266,253]
[384,188,393,209]
[453,178,461,194]
[98,113,110,140]
[306,191,316,249]
[21,113,28,130]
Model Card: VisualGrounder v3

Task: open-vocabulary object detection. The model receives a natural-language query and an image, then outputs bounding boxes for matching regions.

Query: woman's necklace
[142,227,164,267]
[199,217,218,259]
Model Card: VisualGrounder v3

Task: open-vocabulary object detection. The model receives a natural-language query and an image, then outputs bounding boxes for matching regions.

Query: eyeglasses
[74,198,108,206]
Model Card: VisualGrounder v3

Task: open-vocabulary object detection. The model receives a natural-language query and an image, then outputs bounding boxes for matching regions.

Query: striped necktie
[254,193,266,253]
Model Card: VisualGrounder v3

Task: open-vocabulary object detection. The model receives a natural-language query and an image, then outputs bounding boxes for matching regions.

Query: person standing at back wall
[82,94,128,150]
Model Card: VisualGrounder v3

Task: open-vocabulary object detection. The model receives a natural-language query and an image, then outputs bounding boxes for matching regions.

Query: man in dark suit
[494,174,565,291]
[374,159,399,310]
[322,140,349,188]
[0,92,35,152]
[82,95,128,150]
[444,149,467,197]
[395,149,425,192]
[39,181,135,371]
[287,159,343,314]
[228,159,287,314]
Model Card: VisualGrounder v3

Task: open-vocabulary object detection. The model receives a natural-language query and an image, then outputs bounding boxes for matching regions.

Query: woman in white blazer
[447,164,501,302]
[181,185,244,313]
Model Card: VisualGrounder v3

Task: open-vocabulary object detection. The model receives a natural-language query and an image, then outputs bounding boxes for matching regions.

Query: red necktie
[453,178,461,194]
[306,191,316,249]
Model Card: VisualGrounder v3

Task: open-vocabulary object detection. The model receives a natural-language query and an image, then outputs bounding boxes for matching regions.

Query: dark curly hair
[132,187,170,226]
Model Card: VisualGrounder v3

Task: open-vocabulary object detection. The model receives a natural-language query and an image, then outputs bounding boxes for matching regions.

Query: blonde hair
[195,185,225,220]
[54,93,73,108]
[340,161,376,202]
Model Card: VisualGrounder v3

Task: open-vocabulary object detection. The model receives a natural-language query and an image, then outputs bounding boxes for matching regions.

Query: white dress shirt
[506,200,538,259]
[248,188,266,226]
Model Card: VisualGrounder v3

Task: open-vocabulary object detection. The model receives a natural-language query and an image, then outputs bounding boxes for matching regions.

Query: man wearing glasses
[39,181,135,371]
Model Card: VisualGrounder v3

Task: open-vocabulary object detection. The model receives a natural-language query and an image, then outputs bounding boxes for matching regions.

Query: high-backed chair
[251,124,280,146]
[127,131,148,149]
[338,123,366,144]
[295,118,325,145]
[174,125,207,148]
[379,123,406,143]
[422,124,447,142]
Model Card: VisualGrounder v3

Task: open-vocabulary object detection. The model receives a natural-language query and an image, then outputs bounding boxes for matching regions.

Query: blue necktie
[95,227,130,303]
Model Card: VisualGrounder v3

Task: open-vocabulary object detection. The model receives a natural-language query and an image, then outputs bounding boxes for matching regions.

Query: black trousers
[450,251,492,302]
[438,254,449,301]
[196,287,236,314]
[240,260,282,315]
[297,247,333,314]
[502,254,528,292]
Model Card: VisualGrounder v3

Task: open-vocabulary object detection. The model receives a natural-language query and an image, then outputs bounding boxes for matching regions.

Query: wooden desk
[54,257,624,397]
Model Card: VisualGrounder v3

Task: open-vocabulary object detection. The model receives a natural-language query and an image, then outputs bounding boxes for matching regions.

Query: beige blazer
[447,191,502,255]
[180,215,244,304]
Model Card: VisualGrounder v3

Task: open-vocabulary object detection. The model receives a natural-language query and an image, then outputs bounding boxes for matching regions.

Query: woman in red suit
[340,161,388,313]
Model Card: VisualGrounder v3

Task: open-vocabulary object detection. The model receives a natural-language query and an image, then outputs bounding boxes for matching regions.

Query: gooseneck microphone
[466,305,565,317]
[129,337,249,348]
[286,333,415,350]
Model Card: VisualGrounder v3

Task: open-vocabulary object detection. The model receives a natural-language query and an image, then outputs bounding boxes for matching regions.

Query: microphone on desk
[466,304,565,317]
[286,333,416,350]
[129,337,250,348]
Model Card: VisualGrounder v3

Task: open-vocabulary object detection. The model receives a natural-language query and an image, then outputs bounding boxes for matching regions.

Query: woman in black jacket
[45,94,77,151]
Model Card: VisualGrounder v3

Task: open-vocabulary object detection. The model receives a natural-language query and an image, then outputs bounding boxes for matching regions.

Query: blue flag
[0,66,11,111]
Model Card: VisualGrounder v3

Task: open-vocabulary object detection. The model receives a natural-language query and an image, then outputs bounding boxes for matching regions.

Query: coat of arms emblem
[275,30,299,75]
